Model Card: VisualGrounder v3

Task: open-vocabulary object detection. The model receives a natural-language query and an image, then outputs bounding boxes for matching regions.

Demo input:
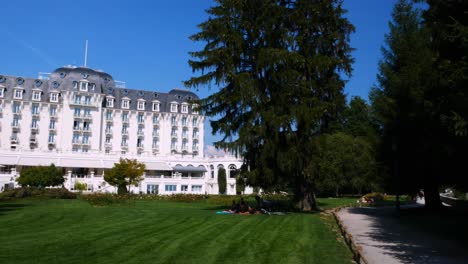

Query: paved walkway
[337,205,467,264]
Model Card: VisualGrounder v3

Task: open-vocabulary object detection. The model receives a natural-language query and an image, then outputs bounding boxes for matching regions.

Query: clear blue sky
[0,0,398,147]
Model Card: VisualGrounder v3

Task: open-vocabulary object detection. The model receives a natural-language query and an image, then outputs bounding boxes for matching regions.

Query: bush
[0,187,76,199]
[80,193,208,206]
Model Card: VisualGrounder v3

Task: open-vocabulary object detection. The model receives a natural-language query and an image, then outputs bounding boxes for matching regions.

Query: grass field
[0,198,353,264]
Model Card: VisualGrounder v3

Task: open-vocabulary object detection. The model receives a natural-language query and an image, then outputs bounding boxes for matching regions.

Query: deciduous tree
[104,159,145,194]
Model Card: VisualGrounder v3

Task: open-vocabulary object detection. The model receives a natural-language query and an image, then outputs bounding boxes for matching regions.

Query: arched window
[210,165,215,179]
[229,164,237,179]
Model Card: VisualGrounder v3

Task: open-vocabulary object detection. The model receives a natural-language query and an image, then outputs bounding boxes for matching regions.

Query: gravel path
[337,205,467,264]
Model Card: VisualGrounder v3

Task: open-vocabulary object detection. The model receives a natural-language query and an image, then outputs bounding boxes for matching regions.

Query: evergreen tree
[423,0,468,192]
[218,167,227,195]
[371,0,441,207]
[186,0,354,210]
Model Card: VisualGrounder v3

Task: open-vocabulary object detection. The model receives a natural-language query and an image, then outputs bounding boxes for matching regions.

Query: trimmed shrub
[218,167,227,194]
[0,187,76,199]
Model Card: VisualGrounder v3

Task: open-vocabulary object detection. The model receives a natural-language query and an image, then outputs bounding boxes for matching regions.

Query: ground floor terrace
[0,151,251,195]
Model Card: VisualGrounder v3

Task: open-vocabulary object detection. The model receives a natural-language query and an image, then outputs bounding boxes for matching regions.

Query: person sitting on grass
[239,198,249,214]
[229,200,240,213]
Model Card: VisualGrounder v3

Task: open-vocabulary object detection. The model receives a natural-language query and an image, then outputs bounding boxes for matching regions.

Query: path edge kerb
[330,206,369,264]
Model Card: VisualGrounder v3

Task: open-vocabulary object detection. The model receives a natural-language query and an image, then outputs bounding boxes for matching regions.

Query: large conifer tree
[186,0,354,211]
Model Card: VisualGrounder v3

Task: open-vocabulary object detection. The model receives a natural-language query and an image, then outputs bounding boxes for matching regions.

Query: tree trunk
[296,184,318,211]
[424,180,441,210]
[117,185,128,195]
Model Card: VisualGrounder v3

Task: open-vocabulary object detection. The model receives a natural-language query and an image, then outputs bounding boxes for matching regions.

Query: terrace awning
[146,162,172,171]
[173,165,207,173]
[0,155,19,165]
[59,158,103,168]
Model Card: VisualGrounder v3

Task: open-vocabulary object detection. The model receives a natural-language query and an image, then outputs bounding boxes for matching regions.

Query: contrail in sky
[6,30,58,67]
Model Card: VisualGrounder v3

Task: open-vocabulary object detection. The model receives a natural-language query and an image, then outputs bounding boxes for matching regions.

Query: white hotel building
[0,66,248,195]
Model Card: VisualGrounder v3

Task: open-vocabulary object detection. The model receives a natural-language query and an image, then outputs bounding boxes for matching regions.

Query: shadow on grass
[344,206,468,263]
[0,202,29,215]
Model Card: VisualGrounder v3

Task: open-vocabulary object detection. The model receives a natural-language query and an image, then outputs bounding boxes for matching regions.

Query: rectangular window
[153,128,159,137]
[106,110,112,120]
[153,114,159,123]
[122,124,128,134]
[138,113,144,123]
[106,98,114,107]
[50,106,57,116]
[50,93,58,103]
[181,104,188,113]
[181,185,188,192]
[165,185,177,192]
[73,120,80,130]
[84,96,91,105]
[49,120,56,129]
[170,103,178,112]
[137,138,143,148]
[82,135,89,144]
[32,91,41,101]
[122,112,128,121]
[14,89,23,99]
[0,88,4,98]
[121,138,128,146]
[48,133,55,143]
[122,100,129,109]
[31,104,39,115]
[147,184,159,194]
[191,185,202,192]
[80,82,87,91]
[137,101,145,110]
[106,123,112,133]
[72,134,80,143]
[12,118,19,127]
[12,102,21,113]
[152,103,160,112]
[182,117,187,126]
[106,136,111,143]
[192,104,199,115]
[152,138,159,147]
[171,116,177,126]
[83,121,90,131]
[31,119,38,129]
[74,108,81,117]
[84,108,91,117]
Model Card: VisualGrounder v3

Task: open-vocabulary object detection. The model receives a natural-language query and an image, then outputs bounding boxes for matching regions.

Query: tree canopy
[104,159,146,194]
[186,0,354,211]
[17,164,64,188]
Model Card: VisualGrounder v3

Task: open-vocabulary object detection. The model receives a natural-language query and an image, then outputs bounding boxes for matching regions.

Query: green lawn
[0,198,353,264]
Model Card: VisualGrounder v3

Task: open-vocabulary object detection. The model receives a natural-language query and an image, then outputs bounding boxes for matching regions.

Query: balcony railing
[137,131,145,137]
[10,137,18,143]
[171,134,178,140]
[11,123,20,130]
[152,132,159,137]
[122,130,128,135]
[122,118,129,123]
[105,129,112,135]
[171,145,178,152]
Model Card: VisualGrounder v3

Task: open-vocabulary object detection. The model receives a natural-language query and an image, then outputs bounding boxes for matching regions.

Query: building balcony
[49,126,56,131]
[32,112,40,118]
[48,140,56,146]
[171,145,178,152]
[31,125,39,131]
[171,134,178,140]
[106,118,113,123]
[10,137,18,144]
[29,137,37,145]
[137,131,145,137]
[182,146,189,152]
[73,127,81,132]
[72,140,81,146]
[82,141,91,146]
[137,145,144,150]
[13,112,21,117]
[11,123,20,130]
[122,118,129,123]
[121,143,128,149]
[152,132,159,137]
[122,130,128,135]
[82,114,92,120]
[152,145,159,151]
[105,129,112,135]
[82,128,92,133]
[182,134,188,140]
[138,120,145,125]
[192,146,199,152]
[105,142,112,147]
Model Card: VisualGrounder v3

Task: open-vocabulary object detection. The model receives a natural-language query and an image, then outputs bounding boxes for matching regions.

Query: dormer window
[181,103,188,113]
[73,81,78,89]
[89,83,95,90]
[170,102,178,113]
[137,101,145,111]
[192,104,199,115]
[152,102,160,112]
[32,91,41,101]
[80,82,88,92]
[106,98,114,107]
[0,87,5,98]
[122,99,130,109]
[14,89,23,99]
[50,92,59,103]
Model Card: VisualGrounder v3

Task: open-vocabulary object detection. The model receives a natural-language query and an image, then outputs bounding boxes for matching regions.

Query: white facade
[0,66,248,195]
